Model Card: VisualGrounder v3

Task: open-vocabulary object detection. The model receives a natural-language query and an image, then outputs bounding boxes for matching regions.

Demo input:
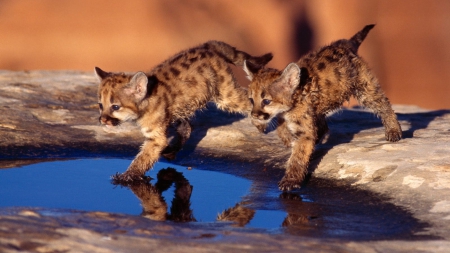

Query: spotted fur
[244,25,402,191]
[96,41,272,182]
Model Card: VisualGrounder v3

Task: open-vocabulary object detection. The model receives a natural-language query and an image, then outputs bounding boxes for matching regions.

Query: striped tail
[205,40,273,67]
[349,24,375,53]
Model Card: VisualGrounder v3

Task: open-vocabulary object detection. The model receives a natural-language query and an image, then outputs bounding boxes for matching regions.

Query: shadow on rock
[397,109,450,139]
[166,103,246,161]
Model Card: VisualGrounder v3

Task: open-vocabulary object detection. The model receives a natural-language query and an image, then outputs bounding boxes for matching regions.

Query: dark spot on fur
[325,79,332,86]
[211,81,220,96]
[170,67,180,77]
[186,77,198,87]
[197,66,204,75]
[163,72,170,81]
[325,55,339,63]
[209,67,218,83]
[169,54,183,65]
[317,62,326,71]
[157,81,172,95]
[294,130,305,137]
[225,67,233,76]
[189,57,198,64]
[180,62,190,69]
[218,75,225,83]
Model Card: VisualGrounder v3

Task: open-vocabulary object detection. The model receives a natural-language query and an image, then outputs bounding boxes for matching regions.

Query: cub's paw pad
[278,178,301,192]
[111,172,152,186]
[386,129,402,142]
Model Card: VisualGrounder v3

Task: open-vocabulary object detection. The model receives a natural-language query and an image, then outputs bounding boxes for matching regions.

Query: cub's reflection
[217,203,255,227]
[279,192,311,227]
[114,167,196,222]
[113,167,315,228]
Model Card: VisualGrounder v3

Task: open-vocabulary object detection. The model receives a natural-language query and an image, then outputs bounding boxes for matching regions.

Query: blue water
[0,159,286,229]
[0,159,432,239]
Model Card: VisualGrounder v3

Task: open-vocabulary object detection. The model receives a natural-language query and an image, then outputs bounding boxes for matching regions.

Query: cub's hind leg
[161,119,192,160]
[354,61,402,142]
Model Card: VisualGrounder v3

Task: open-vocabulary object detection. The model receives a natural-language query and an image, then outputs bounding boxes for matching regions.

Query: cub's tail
[349,24,375,53]
[205,40,273,67]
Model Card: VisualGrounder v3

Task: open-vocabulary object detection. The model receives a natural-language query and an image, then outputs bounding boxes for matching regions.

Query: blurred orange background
[0,0,449,109]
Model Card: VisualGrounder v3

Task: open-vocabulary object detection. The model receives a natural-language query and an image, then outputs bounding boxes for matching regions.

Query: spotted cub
[96,41,272,182]
[244,25,402,191]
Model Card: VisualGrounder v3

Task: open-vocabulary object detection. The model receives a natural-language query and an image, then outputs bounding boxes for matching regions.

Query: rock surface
[1,70,450,252]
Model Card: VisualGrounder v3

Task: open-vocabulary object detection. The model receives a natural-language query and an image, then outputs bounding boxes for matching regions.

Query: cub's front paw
[278,176,301,192]
[111,171,151,185]
[386,129,402,142]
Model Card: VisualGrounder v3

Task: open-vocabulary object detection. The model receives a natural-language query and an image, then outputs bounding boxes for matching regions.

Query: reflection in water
[114,168,196,222]
[217,203,255,227]
[115,167,310,229]
[279,192,316,228]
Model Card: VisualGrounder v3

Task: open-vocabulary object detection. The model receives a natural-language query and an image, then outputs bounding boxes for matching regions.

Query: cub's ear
[243,60,262,81]
[94,67,109,81]
[270,63,300,98]
[124,72,149,102]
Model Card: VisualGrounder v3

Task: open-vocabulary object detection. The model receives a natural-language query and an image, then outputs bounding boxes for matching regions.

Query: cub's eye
[262,99,271,106]
[98,103,103,110]
[111,105,120,111]
[249,98,254,105]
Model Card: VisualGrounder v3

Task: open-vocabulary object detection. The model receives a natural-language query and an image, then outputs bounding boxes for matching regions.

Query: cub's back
[148,48,238,119]
[297,42,360,113]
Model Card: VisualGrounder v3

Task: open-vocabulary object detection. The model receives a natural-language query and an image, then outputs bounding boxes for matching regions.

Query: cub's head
[243,62,302,133]
[95,67,156,127]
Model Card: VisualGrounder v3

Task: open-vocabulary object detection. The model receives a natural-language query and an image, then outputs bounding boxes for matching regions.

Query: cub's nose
[251,111,270,120]
[99,115,120,126]
[99,115,107,125]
